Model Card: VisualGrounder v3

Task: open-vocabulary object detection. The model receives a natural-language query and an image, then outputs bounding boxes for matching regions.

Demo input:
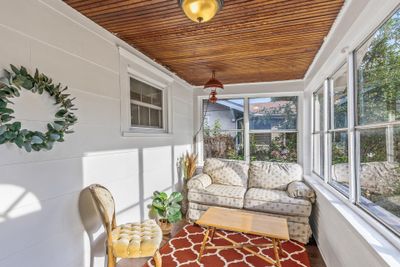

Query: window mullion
[249,129,298,133]
[348,52,357,204]
[131,100,163,111]
[329,79,335,131]
[327,78,334,185]
[323,79,330,183]
[244,97,250,163]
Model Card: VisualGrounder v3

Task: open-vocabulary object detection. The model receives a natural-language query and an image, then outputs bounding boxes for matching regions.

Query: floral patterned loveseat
[186,158,315,244]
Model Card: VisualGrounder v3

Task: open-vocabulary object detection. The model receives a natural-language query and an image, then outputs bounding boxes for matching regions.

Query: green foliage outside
[249,97,297,130]
[250,133,297,162]
[357,11,400,126]
[331,132,348,165]
[249,97,297,162]
[203,119,244,160]
[354,10,400,220]
[203,97,298,162]
[333,11,400,165]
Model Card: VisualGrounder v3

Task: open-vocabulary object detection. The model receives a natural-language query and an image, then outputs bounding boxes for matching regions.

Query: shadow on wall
[79,187,107,267]
[79,145,190,267]
[0,185,42,224]
[0,137,191,267]
[0,143,189,267]
[0,163,85,267]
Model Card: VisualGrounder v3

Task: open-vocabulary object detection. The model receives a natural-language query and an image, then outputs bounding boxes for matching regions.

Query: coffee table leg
[210,227,215,242]
[272,238,281,267]
[198,228,210,262]
[278,239,284,256]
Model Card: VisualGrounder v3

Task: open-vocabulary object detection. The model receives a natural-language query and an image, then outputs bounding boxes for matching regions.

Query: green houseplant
[151,191,183,235]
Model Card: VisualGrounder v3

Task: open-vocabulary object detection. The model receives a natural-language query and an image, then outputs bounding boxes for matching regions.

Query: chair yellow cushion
[111,220,162,258]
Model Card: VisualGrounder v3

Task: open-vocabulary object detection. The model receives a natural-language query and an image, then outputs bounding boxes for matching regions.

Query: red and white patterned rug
[145,224,311,267]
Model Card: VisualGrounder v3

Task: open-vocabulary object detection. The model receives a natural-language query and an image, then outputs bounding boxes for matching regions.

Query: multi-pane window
[130,78,164,129]
[312,7,400,235]
[249,97,298,162]
[355,8,400,233]
[312,87,325,178]
[329,63,349,195]
[202,96,298,162]
[203,99,244,160]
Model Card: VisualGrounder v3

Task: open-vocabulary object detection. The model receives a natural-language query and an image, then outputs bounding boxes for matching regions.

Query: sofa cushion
[287,181,315,203]
[249,161,302,190]
[203,158,249,187]
[188,184,246,209]
[186,173,212,190]
[244,188,311,217]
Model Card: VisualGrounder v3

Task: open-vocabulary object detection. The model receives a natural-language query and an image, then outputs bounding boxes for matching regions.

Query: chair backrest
[88,184,116,233]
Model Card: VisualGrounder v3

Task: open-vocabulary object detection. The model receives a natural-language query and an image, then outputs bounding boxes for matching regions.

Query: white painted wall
[303,0,400,266]
[0,1,193,267]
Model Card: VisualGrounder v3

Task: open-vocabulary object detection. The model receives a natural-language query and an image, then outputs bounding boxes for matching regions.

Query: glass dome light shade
[179,0,223,23]
[204,70,224,90]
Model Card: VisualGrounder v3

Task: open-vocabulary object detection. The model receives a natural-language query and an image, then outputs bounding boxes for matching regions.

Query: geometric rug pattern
[144,224,311,267]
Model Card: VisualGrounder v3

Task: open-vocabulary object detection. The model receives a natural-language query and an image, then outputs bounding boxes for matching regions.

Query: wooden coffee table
[196,207,289,267]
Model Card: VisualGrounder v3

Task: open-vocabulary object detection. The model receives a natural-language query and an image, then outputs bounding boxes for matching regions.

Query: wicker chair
[88,184,162,267]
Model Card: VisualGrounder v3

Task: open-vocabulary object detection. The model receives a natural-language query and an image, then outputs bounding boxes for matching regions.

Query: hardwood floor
[118,220,326,267]
[307,237,327,267]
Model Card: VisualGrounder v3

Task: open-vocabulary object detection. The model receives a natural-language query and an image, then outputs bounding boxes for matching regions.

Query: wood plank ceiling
[64,0,344,85]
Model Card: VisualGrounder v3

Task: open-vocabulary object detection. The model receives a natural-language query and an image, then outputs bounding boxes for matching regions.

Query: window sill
[122,131,173,138]
[304,174,400,266]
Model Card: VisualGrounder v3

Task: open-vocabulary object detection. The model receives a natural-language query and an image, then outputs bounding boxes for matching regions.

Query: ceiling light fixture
[178,0,224,23]
[204,70,223,103]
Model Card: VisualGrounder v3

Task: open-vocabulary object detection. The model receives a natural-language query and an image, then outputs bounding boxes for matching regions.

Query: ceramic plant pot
[158,218,172,235]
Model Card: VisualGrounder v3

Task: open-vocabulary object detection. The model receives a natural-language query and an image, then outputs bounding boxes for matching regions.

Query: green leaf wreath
[0,65,77,152]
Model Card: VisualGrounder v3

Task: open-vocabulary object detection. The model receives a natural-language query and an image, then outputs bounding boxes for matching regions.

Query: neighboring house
[205,99,296,146]
[204,99,244,131]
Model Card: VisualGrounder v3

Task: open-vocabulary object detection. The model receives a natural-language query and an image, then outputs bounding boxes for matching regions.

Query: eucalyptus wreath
[0,65,77,152]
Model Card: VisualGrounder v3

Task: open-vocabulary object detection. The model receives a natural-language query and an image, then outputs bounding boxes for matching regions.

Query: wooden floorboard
[118,220,326,267]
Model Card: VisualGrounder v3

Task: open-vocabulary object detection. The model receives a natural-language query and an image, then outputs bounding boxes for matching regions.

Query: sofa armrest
[287,181,316,203]
[187,173,212,190]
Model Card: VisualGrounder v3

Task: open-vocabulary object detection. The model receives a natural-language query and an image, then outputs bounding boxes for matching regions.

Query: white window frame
[327,61,350,197]
[119,47,173,136]
[311,84,327,179]
[311,53,400,249]
[353,27,400,236]
[310,5,400,246]
[197,92,303,165]
[128,73,167,133]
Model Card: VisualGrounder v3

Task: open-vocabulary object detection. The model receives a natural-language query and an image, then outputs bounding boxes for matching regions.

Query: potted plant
[151,191,183,235]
